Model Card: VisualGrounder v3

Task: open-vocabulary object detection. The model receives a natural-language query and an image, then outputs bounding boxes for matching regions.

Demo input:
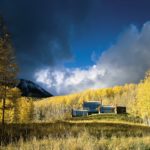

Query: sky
[1,0,150,95]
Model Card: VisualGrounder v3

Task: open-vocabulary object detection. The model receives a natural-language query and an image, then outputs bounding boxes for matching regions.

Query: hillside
[34,71,150,125]
[69,114,143,124]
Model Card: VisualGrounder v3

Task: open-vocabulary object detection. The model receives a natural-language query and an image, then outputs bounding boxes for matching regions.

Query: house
[83,101,101,115]
[72,101,126,117]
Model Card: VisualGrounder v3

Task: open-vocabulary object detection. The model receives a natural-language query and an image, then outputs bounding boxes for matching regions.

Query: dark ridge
[17,79,53,98]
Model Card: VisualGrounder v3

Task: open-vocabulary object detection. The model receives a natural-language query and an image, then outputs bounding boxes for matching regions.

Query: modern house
[72,101,126,117]
[83,101,101,115]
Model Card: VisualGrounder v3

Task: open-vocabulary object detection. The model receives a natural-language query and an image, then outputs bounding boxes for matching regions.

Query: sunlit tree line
[0,96,34,123]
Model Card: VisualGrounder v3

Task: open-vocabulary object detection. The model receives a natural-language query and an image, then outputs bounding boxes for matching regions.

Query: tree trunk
[2,98,5,125]
[2,81,6,131]
[1,97,6,136]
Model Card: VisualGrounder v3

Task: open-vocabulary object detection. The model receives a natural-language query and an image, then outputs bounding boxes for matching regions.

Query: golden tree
[0,16,19,126]
[136,70,150,125]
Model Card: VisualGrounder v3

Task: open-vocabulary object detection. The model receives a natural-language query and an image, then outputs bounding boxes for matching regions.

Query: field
[1,133,150,150]
[0,114,150,150]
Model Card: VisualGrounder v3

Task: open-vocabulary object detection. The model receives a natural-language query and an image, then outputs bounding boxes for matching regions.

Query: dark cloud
[0,0,90,79]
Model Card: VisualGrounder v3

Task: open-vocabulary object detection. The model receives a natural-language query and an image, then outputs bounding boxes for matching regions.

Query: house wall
[116,106,126,114]
[100,106,115,113]
[83,101,101,115]
[72,109,88,117]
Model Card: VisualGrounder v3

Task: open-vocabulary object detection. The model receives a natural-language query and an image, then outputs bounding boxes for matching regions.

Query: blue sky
[65,0,150,68]
[1,0,150,94]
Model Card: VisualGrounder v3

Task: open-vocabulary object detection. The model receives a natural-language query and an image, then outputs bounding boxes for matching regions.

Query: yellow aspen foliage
[136,71,150,124]
[113,86,123,95]
[0,99,14,122]
[14,97,34,123]
[0,87,22,123]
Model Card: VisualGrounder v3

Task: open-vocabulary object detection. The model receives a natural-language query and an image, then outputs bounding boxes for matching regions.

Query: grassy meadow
[1,132,150,150]
[0,114,150,149]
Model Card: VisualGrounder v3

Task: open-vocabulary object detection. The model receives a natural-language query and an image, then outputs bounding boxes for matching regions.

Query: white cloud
[34,22,150,95]
[35,66,106,94]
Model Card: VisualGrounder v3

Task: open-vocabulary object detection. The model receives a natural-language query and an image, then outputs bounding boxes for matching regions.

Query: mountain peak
[17,79,53,98]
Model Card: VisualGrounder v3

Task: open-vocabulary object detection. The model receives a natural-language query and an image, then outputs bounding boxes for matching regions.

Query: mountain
[17,79,53,98]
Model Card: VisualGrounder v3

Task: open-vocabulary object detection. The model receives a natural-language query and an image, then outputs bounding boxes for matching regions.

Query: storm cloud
[0,0,90,79]
[35,22,150,95]
[1,0,150,95]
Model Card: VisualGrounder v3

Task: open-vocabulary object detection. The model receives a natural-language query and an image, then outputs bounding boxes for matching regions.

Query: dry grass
[0,114,149,149]
[1,131,150,150]
[0,121,150,144]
